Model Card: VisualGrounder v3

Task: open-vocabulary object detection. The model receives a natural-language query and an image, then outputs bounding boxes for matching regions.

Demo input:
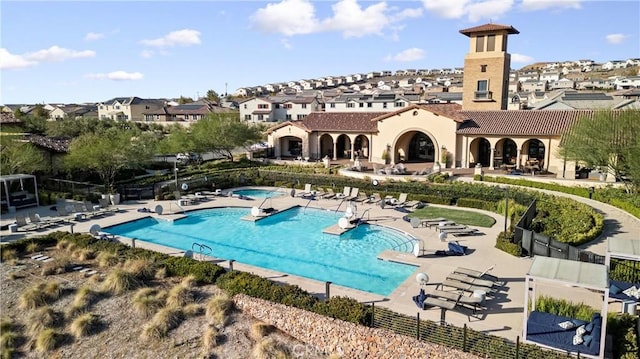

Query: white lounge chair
[297,183,313,197]
[335,186,351,200]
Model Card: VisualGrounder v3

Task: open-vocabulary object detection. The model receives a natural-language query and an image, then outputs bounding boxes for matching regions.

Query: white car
[176,153,202,164]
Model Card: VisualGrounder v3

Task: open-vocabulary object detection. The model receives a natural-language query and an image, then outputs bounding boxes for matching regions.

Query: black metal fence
[369,304,580,359]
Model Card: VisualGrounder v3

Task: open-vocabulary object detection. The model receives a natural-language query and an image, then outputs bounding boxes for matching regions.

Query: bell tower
[460,23,519,111]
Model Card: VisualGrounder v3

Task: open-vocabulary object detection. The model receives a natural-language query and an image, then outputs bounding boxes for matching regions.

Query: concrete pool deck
[2,185,639,344]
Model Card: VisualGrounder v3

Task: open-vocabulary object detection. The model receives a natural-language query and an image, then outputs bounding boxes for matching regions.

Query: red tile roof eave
[459,23,520,36]
[370,103,466,123]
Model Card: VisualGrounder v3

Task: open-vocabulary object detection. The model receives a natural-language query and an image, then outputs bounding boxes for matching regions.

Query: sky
[1,0,639,104]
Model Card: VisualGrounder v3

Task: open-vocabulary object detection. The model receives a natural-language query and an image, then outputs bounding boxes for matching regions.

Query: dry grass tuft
[41,257,71,276]
[27,306,58,337]
[180,274,197,288]
[251,322,275,341]
[133,288,164,319]
[65,242,78,253]
[101,269,141,295]
[0,318,12,333]
[66,286,95,319]
[252,338,291,359]
[166,284,193,308]
[140,307,183,341]
[97,251,119,268]
[182,303,203,317]
[56,239,70,250]
[19,285,47,310]
[201,325,219,354]
[34,328,60,353]
[124,258,156,280]
[26,241,41,253]
[73,248,96,261]
[1,331,17,351]
[8,272,20,280]
[70,312,100,338]
[1,248,17,262]
[42,282,61,301]
[154,267,167,279]
[205,295,233,327]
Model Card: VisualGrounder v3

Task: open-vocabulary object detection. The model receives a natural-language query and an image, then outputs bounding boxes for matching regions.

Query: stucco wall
[233,294,480,359]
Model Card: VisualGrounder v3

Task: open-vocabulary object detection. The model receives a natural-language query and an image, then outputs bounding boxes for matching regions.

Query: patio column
[516,148,522,170]
[332,141,337,161]
[350,139,355,161]
[489,147,495,170]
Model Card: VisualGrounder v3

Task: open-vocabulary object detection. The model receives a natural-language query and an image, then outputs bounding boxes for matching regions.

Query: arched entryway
[469,137,491,167]
[319,134,334,158]
[336,134,352,159]
[496,138,517,167]
[395,131,436,163]
[353,135,369,159]
[523,138,546,169]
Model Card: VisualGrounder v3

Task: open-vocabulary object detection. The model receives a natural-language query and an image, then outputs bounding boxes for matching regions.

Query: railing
[191,242,212,261]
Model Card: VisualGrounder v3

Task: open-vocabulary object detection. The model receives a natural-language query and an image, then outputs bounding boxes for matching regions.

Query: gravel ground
[0,246,329,359]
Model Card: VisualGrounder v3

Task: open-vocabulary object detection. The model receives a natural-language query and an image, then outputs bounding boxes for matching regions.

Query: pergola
[605,238,640,266]
[0,174,40,211]
[523,256,609,358]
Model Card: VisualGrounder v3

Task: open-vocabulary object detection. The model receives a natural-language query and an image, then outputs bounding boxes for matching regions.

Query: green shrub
[534,296,596,322]
[607,313,639,359]
[495,232,522,257]
[164,257,226,285]
[312,296,370,326]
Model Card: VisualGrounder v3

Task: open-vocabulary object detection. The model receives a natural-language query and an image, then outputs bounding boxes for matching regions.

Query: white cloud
[140,50,154,58]
[384,48,425,62]
[85,71,144,81]
[251,0,424,38]
[520,0,581,11]
[421,0,514,22]
[605,33,627,45]
[0,48,37,69]
[511,53,534,64]
[140,29,201,48]
[250,0,318,36]
[84,32,105,41]
[25,46,95,62]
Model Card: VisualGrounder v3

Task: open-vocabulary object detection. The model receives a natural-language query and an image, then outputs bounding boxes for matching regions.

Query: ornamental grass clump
[252,338,291,359]
[34,328,60,353]
[27,306,59,337]
[133,287,164,319]
[250,322,274,341]
[140,307,184,341]
[165,284,193,308]
[70,313,100,338]
[66,286,95,319]
[205,295,233,327]
[201,325,219,356]
[101,268,141,295]
[97,251,119,268]
[124,258,157,281]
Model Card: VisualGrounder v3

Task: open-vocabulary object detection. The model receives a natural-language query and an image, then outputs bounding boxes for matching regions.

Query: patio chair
[345,187,359,201]
[56,205,77,222]
[453,266,499,282]
[366,193,382,204]
[14,213,39,231]
[434,241,468,256]
[437,278,497,296]
[28,211,65,228]
[438,225,469,233]
[334,186,351,200]
[320,188,336,199]
[447,273,500,289]
[353,191,368,203]
[297,183,313,197]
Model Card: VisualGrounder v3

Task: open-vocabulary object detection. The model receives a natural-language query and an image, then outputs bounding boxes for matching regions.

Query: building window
[258,115,264,121]
[330,103,336,108]
[286,104,292,109]
[475,35,485,52]
[474,80,492,100]
[115,105,120,109]
[244,114,251,121]
[244,104,247,109]
[383,102,388,108]
[275,104,281,109]
[286,114,292,120]
[394,101,405,107]
[481,64,487,73]
[258,104,269,109]
[347,103,355,108]
[296,114,306,120]
[359,103,364,108]
[301,104,307,109]
[487,34,495,51]
[367,103,373,107]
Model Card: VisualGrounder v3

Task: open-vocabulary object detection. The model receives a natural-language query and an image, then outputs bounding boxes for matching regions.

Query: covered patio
[0,174,40,212]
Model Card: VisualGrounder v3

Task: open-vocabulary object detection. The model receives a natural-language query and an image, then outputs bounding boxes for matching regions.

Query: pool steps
[240,205,299,222]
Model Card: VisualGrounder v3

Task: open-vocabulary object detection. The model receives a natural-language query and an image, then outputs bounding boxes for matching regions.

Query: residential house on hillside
[142,100,234,122]
[518,69,539,82]
[576,79,614,90]
[238,96,319,123]
[540,71,560,82]
[529,91,635,110]
[97,97,164,122]
[602,60,627,70]
[46,104,97,121]
[549,78,575,90]
[521,80,547,92]
[325,92,414,112]
[613,76,640,90]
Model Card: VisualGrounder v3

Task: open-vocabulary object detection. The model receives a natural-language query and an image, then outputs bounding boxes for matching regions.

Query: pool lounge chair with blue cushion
[526,311,602,356]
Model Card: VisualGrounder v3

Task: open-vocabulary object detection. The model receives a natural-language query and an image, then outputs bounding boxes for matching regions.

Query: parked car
[176,152,202,164]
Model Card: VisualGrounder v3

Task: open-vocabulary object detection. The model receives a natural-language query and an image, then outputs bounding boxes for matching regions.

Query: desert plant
[1,248,17,263]
[27,306,58,337]
[183,303,203,317]
[73,248,95,261]
[166,284,193,308]
[201,325,219,357]
[56,239,70,250]
[0,331,17,351]
[34,328,60,353]
[140,307,183,341]
[97,251,119,268]
[205,295,233,327]
[250,322,274,341]
[101,269,141,295]
[70,313,100,338]
[26,241,41,253]
[133,287,164,319]
[0,318,11,333]
[19,285,47,310]
[154,267,167,279]
[124,258,156,280]
[42,282,61,301]
[41,257,71,275]
[252,337,291,359]
[66,286,95,318]
[180,274,197,288]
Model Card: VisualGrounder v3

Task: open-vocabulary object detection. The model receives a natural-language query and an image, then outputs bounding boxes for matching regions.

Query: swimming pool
[231,188,285,199]
[105,207,417,296]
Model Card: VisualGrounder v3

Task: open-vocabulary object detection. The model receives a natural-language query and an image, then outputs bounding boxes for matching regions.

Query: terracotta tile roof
[372,104,466,123]
[459,23,519,36]
[301,112,386,132]
[457,110,594,136]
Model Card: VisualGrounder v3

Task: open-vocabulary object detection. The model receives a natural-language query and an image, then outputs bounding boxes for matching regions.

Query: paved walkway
[1,178,638,345]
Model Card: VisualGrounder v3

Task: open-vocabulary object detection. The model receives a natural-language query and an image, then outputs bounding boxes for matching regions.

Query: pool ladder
[192,242,212,261]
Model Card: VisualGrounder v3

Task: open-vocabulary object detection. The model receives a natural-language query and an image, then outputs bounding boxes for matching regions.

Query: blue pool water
[105,207,417,296]
[232,189,284,198]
